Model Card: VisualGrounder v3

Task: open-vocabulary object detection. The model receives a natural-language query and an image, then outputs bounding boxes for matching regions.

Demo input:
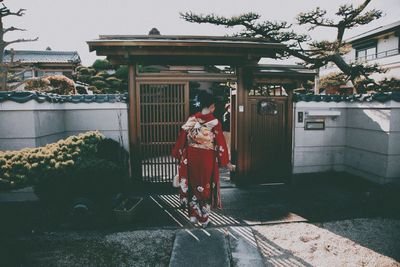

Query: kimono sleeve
[214,121,229,167]
[171,129,187,159]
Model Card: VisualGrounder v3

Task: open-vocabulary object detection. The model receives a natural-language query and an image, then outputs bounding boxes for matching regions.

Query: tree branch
[0,4,26,17]
[4,37,38,47]
[297,7,336,30]
[3,26,26,34]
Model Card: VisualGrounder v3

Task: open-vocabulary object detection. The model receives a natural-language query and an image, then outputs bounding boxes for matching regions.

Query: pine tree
[181,0,384,92]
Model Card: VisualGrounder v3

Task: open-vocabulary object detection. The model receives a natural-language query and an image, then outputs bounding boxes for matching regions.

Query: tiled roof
[0,91,128,103]
[95,35,280,45]
[346,20,400,43]
[1,91,398,104]
[3,50,81,64]
[294,92,400,103]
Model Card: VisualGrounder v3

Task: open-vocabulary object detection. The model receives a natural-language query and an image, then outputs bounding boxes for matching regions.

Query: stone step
[169,229,230,267]
[228,227,265,267]
[169,227,266,267]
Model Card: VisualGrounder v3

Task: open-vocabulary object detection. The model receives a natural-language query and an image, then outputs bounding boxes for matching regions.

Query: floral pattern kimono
[171,112,229,223]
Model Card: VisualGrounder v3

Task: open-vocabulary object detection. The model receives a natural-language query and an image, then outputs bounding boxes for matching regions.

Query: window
[248,84,288,96]
[356,46,377,61]
[23,70,33,79]
[37,71,63,77]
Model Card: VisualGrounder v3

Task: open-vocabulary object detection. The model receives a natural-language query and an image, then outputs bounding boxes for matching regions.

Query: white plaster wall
[293,100,400,184]
[0,100,129,152]
[64,103,129,150]
[293,102,346,174]
[377,33,399,53]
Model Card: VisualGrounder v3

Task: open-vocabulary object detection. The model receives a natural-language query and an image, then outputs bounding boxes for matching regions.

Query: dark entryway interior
[137,71,236,184]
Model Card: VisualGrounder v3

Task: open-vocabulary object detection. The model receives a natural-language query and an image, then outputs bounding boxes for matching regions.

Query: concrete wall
[0,100,129,151]
[293,101,400,184]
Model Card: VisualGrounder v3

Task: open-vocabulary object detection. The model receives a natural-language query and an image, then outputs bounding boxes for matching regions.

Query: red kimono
[172,112,229,223]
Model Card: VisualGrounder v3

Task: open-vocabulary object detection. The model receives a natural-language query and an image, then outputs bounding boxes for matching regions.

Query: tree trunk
[0,17,7,91]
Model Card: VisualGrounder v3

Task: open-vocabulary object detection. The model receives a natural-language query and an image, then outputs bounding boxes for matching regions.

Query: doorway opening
[136,65,237,185]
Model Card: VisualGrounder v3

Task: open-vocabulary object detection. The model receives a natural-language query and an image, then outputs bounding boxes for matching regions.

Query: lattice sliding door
[138,83,189,182]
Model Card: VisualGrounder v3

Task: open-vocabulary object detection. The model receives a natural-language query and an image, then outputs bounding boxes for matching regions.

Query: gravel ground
[252,218,400,267]
[2,230,176,267]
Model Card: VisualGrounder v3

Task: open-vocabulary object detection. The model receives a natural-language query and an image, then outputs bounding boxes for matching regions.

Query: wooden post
[286,83,296,185]
[235,67,248,184]
[128,64,141,180]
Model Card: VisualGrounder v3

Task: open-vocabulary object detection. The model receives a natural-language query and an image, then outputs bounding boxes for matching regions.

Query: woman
[172,92,235,228]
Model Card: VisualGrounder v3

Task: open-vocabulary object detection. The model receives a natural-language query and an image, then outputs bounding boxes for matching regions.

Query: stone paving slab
[228,226,265,267]
[169,229,230,267]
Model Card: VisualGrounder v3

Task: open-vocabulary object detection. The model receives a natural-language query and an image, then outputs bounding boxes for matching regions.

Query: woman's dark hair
[198,91,216,109]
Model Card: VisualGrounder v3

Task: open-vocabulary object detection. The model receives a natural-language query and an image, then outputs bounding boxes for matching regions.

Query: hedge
[0,131,104,190]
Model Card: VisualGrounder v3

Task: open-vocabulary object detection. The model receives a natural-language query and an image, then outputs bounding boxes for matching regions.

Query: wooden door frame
[234,69,297,185]
[128,63,237,180]
[129,63,298,184]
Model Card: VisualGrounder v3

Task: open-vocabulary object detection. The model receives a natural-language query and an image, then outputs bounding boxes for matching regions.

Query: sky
[3,0,400,65]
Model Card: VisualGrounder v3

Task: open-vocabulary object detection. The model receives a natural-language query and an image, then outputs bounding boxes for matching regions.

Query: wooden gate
[247,85,289,183]
[138,82,189,182]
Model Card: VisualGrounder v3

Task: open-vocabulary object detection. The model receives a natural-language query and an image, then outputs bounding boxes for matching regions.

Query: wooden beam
[88,40,284,51]
[128,64,141,180]
[286,84,296,185]
[136,74,237,83]
[235,67,249,184]
[104,53,266,66]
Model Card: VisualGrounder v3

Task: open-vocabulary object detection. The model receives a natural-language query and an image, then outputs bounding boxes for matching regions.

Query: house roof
[252,64,316,78]
[294,92,400,103]
[1,91,398,104]
[3,50,81,64]
[346,20,400,44]
[87,35,286,65]
[0,91,127,104]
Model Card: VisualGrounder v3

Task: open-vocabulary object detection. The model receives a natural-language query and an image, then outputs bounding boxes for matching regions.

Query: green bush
[77,67,96,76]
[106,77,123,89]
[92,80,108,89]
[115,65,128,79]
[34,158,126,205]
[0,131,104,190]
[96,71,110,79]
[96,138,129,171]
[77,74,92,84]
[92,59,113,71]
[76,85,88,94]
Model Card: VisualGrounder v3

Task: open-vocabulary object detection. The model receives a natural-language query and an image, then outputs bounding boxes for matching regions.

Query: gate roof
[87,35,286,65]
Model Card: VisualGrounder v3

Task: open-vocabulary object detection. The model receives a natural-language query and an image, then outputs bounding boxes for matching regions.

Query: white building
[320,21,400,82]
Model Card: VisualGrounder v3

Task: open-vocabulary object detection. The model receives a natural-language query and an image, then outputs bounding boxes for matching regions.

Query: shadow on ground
[0,172,399,265]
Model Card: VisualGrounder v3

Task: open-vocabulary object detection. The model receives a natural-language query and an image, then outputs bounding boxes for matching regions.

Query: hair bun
[198,91,215,109]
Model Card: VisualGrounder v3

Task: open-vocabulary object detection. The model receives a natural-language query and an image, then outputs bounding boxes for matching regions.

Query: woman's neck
[201,108,210,115]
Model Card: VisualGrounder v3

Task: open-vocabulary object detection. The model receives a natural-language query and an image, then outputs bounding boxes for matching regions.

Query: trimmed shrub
[106,77,123,89]
[96,71,110,79]
[96,138,129,171]
[25,78,51,90]
[92,80,108,89]
[78,67,96,76]
[92,59,113,71]
[34,158,125,205]
[26,75,77,95]
[77,74,92,84]
[90,75,105,82]
[115,65,128,79]
[76,85,88,94]
[88,85,102,94]
[0,131,104,190]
